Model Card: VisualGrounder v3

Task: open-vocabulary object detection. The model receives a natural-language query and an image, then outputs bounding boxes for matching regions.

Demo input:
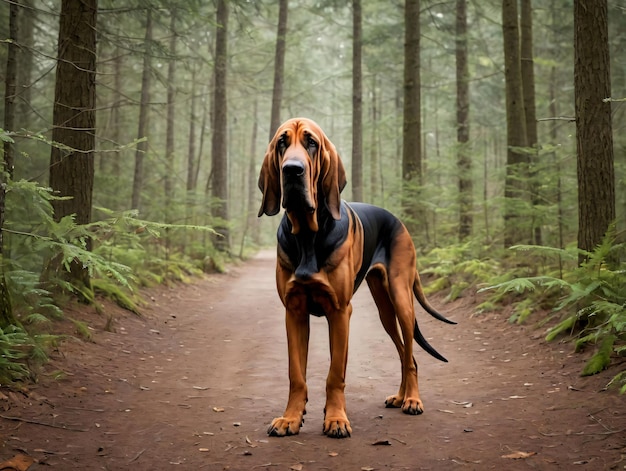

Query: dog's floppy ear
[258,137,281,217]
[319,133,347,220]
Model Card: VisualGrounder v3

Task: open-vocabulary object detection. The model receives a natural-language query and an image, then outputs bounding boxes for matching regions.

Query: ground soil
[0,250,624,471]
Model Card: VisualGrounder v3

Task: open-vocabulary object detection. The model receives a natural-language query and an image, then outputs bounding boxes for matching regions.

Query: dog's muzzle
[282,160,314,212]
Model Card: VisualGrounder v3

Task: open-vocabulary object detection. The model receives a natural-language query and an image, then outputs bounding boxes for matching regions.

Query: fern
[581,335,616,376]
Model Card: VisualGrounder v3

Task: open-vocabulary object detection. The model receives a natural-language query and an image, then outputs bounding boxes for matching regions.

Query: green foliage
[2,180,217,384]
[92,279,141,315]
[480,233,626,387]
[0,325,52,383]
[420,240,501,300]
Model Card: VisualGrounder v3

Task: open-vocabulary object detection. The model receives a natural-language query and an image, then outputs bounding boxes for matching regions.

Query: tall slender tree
[502,0,528,247]
[164,8,178,222]
[48,0,98,293]
[269,0,288,140]
[187,64,198,193]
[521,0,540,245]
[15,0,34,134]
[131,9,153,212]
[0,0,20,327]
[574,0,615,262]
[211,0,230,251]
[456,0,472,241]
[351,0,363,202]
[402,0,421,236]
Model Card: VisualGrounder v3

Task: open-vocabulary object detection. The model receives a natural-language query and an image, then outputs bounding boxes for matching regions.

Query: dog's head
[258,117,346,234]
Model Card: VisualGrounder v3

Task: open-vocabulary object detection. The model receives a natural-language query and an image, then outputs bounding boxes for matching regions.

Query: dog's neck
[281,204,342,281]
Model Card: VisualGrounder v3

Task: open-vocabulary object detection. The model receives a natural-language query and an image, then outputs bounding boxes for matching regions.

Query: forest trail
[0,250,624,470]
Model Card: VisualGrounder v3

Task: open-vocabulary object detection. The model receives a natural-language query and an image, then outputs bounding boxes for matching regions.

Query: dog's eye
[277,134,288,152]
[306,136,317,151]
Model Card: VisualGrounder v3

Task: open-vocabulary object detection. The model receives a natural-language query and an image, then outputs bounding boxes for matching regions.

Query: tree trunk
[187,65,198,193]
[269,0,288,139]
[521,0,541,245]
[502,0,528,248]
[351,0,363,202]
[131,9,153,212]
[164,9,177,225]
[369,74,379,205]
[3,1,18,177]
[456,0,472,241]
[48,0,97,295]
[110,43,123,181]
[574,0,615,262]
[0,0,19,327]
[211,0,230,251]
[16,0,34,134]
[247,100,260,246]
[402,0,421,236]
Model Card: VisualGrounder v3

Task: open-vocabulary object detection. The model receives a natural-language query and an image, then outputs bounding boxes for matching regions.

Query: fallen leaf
[371,439,391,446]
[198,448,209,452]
[437,409,454,414]
[290,464,303,471]
[501,451,536,459]
[243,450,252,456]
[245,436,252,445]
[194,386,210,390]
[329,452,339,457]
[361,467,375,471]
[233,422,241,426]
[212,407,225,412]
[451,400,473,408]
[0,454,35,471]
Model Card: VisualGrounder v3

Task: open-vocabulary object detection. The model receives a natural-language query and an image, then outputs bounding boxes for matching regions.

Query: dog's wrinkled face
[258,118,346,234]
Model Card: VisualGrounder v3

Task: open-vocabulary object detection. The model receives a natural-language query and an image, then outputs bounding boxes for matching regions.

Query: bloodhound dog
[258,117,455,438]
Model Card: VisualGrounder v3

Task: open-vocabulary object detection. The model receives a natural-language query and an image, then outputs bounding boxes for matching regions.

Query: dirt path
[1,250,624,470]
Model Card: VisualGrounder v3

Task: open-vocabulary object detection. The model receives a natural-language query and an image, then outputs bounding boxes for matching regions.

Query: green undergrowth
[419,240,502,301]
[478,232,626,392]
[1,179,220,385]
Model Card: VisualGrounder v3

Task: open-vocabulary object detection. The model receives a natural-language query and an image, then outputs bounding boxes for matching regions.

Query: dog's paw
[323,416,352,439]
[384,394,403,408]
[401,397,424,415]
[267,416,303,437]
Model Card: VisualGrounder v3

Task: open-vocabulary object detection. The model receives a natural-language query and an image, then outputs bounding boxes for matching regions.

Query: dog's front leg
[268,309,310,436]
[323,304,353,438]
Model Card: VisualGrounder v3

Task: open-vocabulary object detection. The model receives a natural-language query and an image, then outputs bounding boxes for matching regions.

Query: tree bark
[3,1,18,177]
[502,0,528,248]
[48,0,97,294]
[1,0,19,327]
[574,0,615,262]
[131,9,153,212]
[16,0,34,134]
[402,0,421,236]
[369,74,379,205]
[456,0,472,241]
[164,9,177,223]
[109,43,123,181]
[269,0,288,140]
[187,65,198,193]
[211,0,230,251]
[521,0,541,245]
[351,0,363,202]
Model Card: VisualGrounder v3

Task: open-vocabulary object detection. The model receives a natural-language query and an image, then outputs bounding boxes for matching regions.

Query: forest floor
[0,250,625,471]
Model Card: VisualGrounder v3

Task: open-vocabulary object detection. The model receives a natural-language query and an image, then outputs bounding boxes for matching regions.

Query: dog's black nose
[282,160,305,178]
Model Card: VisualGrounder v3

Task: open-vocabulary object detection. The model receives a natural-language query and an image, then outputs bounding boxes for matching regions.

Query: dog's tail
[413,319,448,362]
[413,275,456,324]
[412,272,456,363]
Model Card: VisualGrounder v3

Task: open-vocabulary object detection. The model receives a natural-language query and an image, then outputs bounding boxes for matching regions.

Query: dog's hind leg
[366,269,416,411]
